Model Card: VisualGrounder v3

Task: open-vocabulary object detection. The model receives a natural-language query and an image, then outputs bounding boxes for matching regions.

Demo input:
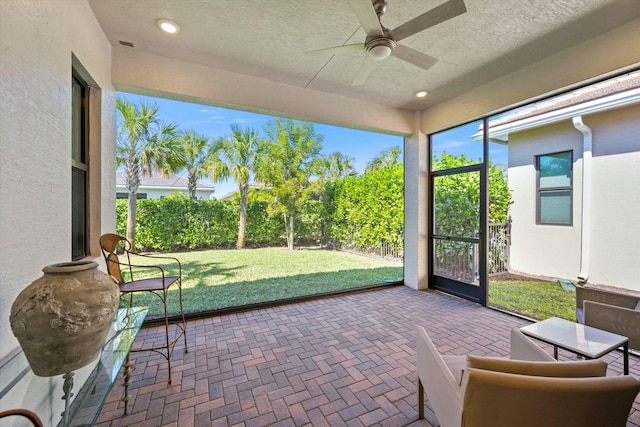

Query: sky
[431,120,508,168]
[117,92,509,197]
[117,92,404,197]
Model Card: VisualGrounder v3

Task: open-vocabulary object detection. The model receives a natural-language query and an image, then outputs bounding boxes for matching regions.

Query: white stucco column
[404,113,429,290]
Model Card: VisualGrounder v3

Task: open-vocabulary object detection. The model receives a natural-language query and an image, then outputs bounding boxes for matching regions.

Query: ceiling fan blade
[304,43,364,57]
[392,44,438,71]
[352,56,377,86]
[390,0,466,42]
[348,0,384,36]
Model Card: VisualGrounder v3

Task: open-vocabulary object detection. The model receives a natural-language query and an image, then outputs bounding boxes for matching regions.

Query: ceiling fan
[305,0,467,86]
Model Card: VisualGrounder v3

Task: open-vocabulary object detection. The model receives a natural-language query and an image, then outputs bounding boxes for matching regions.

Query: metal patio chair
[99,233,188,384]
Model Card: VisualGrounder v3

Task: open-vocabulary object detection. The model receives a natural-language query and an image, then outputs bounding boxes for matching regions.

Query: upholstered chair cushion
[466,354,607,378]
[461,368,640,427]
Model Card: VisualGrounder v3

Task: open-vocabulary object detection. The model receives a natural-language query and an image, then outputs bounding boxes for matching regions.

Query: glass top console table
[520,316,629,375]
[0,307,147,426]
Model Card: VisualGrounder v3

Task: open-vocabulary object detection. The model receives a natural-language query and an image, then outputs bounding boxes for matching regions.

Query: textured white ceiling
[88,0,640,111]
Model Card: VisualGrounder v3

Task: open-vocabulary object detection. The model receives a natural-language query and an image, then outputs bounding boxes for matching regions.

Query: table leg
[553,345,558,360]
[61,372,74,427]
[122,353,133,415]
[624,342,629,375]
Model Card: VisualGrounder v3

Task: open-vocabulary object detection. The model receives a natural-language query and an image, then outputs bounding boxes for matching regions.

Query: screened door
[429,120,487,304]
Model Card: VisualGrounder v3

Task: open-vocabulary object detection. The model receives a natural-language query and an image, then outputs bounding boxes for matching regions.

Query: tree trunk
[188,174,197,200]
[236,184,248,249]
[126,192,137,251]
[125,155,140,251]
[287,214,295,250]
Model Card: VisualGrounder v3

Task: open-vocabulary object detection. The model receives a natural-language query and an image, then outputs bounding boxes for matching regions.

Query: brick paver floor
[96,286,640,426]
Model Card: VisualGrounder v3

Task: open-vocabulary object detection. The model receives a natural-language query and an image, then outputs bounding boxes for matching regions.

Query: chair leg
[418,379,424,419]
[163,288,172,385]
[178,279,188,353]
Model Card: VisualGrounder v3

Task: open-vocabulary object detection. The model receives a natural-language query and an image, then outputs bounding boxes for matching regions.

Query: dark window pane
[72,167,87,259]
[71,77,86,165]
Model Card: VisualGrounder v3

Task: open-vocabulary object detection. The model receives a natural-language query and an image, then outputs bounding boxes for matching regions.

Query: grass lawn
[488,278,576,321]
[122,247,403,317]
[121,246,574,322]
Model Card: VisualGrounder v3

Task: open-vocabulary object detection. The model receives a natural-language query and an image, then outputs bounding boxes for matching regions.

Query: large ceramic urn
[10,260,120,376]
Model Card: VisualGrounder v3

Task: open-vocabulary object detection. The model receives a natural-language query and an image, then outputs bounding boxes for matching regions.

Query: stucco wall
[586,103,640,289]
[403,117,428,290]
[507,103,640,289]
[508,122,584,279]
[0,0,115,366]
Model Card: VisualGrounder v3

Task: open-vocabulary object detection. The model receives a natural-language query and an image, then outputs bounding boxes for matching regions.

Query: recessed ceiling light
[156,18,179,34]
[415,90,428,98]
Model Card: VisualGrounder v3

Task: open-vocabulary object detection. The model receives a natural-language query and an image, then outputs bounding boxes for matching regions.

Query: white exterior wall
[586,103,640,289]
[142,188,214,199]
[116,186,214,199]
[0,0,115,421]
[507,103,640,290]
[508,122,584,279]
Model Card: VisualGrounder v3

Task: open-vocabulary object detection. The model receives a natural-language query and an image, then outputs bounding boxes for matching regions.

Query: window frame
[72,71,90,260]
[535,150,573,226]
[71,55,102,260]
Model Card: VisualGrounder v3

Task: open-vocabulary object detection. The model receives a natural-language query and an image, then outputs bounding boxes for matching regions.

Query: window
[72,72,89,259]
[117,192,147,199]
[536,151,572,225]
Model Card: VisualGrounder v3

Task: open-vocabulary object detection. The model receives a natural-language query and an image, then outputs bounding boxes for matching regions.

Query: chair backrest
[584,300,640,350]
[99,233,128,284]
[461,368,640,427]
[576,286,639,310]
[416,326,463,427]
[0,409,43,427]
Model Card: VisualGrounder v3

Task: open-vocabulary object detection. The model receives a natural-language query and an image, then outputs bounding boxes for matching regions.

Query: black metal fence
[432,217,512,283]
[331,218,511,275]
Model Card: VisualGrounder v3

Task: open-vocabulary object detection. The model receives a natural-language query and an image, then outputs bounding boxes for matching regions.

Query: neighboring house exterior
[217,183,267,201]
[116,172,215,200]
[487,72,640,290]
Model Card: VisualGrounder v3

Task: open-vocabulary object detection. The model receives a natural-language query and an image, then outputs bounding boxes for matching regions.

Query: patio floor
[95,286,640,427]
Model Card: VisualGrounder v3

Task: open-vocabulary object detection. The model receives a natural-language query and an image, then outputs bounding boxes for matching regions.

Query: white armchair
[416,326,640,427]
[416,326,556,427]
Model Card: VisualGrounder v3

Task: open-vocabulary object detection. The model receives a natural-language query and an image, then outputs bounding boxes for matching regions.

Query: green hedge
[324,164,404,252]
[116,194,324,251]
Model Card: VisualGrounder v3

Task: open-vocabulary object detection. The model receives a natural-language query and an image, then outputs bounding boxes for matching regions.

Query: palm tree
[209,124,261,249]
[318,152,356,181]
[175,130,215,200]
[116,98,179,250]
[365,145,402,172]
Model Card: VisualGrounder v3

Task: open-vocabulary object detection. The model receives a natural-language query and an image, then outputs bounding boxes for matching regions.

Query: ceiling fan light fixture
[366,37,396,60]
[369,44,392,60]
[415,90,429,98]
[156,18,180,34]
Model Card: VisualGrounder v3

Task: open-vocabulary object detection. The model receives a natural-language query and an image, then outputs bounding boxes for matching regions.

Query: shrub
[116,194,286,251]
[324,164,404,253]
